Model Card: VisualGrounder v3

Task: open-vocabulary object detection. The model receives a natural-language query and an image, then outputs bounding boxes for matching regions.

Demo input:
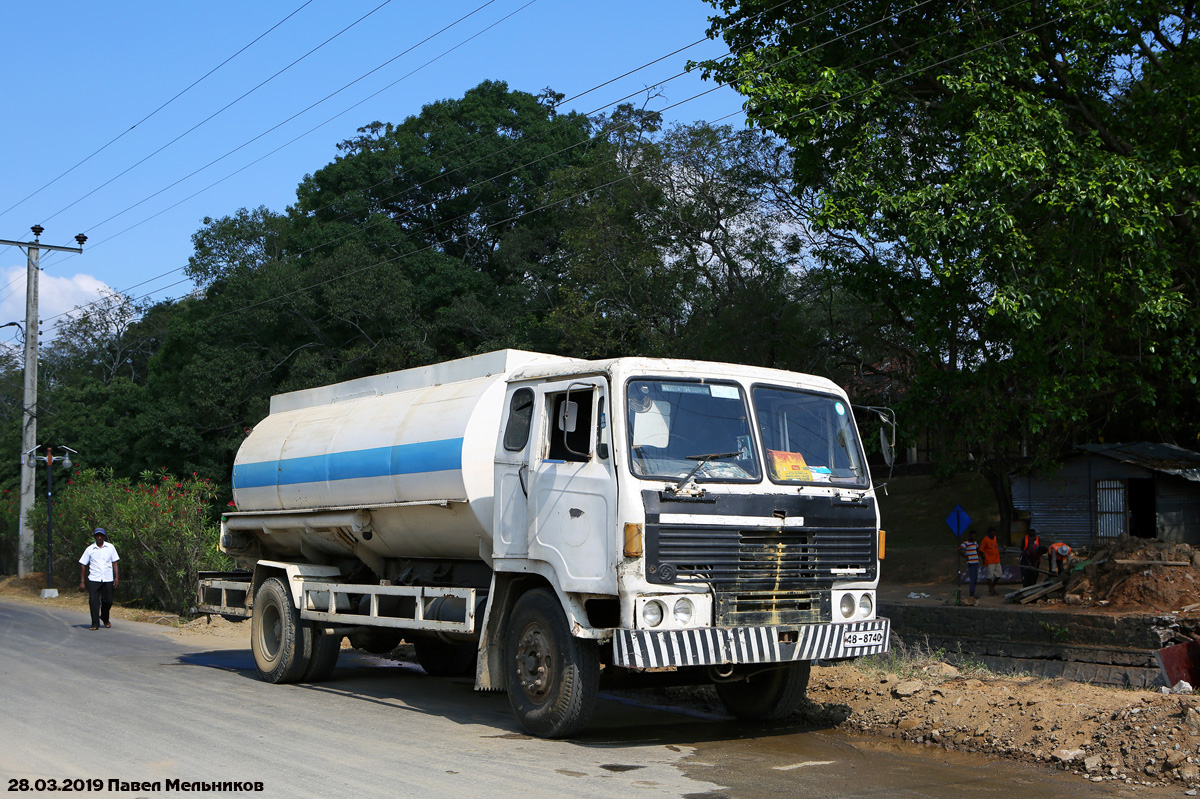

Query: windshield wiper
[674,451,741,491]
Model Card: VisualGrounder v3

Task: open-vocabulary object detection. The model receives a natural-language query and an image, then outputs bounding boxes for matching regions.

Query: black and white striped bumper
[612,618,890,669]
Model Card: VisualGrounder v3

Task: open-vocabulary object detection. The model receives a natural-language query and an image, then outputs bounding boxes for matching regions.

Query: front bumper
[612,618,889,669]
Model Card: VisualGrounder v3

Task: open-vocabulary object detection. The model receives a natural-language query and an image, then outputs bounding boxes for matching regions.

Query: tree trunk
[981,460,1015,547]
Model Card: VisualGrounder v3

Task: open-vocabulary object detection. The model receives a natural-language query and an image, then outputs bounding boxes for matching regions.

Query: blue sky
[0,0,744,345]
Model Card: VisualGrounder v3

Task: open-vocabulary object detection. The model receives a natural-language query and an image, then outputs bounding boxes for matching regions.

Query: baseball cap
[92,528,107,537]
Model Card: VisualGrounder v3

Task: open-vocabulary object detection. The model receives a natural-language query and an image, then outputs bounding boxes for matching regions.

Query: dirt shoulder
[0,573,247,643]
[805,660,1200,792]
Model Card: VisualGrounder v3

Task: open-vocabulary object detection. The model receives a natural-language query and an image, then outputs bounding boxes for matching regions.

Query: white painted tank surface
[231,350,574,560]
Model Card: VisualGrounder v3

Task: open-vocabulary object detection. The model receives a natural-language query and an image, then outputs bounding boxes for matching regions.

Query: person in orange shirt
[1048,542,1073,577]
[979,527,1002,596]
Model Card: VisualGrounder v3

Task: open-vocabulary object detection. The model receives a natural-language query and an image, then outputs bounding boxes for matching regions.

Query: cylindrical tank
[231,350,572,560]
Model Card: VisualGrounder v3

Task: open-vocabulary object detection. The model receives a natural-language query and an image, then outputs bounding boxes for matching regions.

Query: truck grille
[647,523,876,586]
[641,490,878,626]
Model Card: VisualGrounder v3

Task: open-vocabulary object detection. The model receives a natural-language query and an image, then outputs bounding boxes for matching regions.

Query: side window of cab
[503,388,535,451]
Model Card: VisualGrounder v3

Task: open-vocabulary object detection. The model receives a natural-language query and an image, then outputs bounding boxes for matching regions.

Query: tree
[701,0,1200,525]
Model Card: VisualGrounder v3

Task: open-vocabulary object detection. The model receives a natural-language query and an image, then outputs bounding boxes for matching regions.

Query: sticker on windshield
[710,385,740,400]
[835,402,846,416]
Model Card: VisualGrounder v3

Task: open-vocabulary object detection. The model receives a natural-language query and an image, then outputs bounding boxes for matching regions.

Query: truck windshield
[753,386,868,486]
[626,380,760,482]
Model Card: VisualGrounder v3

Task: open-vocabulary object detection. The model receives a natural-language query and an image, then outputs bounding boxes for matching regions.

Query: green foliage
[701,1,1200,474]
[28,468,227,615]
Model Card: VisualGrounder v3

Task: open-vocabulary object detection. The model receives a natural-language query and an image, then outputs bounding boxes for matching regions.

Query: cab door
[523,378,617,593]
[494,385,537,559]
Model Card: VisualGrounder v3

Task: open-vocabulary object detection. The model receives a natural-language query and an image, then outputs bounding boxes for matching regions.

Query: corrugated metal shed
[1078,442,1200,483]
[1012,443,1200,548]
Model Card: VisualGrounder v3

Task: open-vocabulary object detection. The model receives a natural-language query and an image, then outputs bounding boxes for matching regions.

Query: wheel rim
[259,601,282,661]
[514,623,555,705]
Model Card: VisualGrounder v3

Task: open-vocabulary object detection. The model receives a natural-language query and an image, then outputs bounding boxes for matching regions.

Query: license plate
[842,629,885,648]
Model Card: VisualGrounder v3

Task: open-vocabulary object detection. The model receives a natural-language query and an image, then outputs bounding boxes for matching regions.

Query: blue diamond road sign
[945,505,972,538]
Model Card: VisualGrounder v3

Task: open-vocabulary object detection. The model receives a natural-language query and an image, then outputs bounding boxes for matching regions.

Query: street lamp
[24,445,77,599]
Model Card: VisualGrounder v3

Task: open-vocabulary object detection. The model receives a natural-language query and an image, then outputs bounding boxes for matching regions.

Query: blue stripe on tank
[233,438,464,489]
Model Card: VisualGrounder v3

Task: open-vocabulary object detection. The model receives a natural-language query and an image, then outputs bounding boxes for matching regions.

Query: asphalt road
[0,598,1169,799]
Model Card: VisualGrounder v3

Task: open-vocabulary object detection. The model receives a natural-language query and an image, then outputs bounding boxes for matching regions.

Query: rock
[1054,749,1085,764]
[897,717,920,730]
[1064,593,1082,605]
[893,680,925,698]
[1167,750,1188,769]
[1180,764,1200,781]
[1174,681,1195,695]
[1084,754,1104,772]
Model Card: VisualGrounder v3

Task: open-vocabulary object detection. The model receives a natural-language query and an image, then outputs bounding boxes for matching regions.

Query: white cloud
[0,264,113,343]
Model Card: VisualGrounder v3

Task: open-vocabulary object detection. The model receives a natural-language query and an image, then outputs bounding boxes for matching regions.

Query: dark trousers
[1020,559,1039,588]
[87,579,114,627]
[966,563,979,597]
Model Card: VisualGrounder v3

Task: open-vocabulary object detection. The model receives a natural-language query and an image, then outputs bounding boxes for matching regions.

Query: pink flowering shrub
[28,468,229,614]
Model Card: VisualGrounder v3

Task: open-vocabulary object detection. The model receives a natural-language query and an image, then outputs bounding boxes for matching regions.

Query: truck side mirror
[558,400,578,434]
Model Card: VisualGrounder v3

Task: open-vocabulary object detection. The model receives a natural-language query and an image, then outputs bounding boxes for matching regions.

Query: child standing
[959,529,981,599]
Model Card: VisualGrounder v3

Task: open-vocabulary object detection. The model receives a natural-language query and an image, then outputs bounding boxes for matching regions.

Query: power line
[35,0,806,275]
[40,0,400,225]
[43,0,1020,326]
[0,1,317,224]
[194,0,1088,326]
[31,0,517,279]
[40,0,945,322]
[40,0,850,285]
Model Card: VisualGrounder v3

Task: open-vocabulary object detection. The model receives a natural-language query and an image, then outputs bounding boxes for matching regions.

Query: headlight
[859,593,873,618]
[839,593,856,619]
[673,598,694,625]
[642,600,664,627]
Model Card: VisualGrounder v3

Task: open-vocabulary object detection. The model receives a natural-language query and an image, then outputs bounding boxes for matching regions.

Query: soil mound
[1065,536,1200,612]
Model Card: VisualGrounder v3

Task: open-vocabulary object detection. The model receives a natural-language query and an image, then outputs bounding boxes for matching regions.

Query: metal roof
[1077,442,1200,483]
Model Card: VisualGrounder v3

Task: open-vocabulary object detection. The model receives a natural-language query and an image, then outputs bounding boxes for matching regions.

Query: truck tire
[303,625,342,682]
[251,577,312,684]
[349,627,403,654]
[714,662,811,721]
[414,637,477,677]
[503,588,599,738]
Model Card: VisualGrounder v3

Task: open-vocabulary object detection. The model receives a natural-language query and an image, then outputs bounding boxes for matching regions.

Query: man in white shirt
[78,528,120,631]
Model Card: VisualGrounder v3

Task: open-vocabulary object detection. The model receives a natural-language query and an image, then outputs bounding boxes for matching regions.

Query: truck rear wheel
[251,576,312,684]
[503,588,599,738]
[303,625,342,682]
[715,662,811,721]
[414,637,476,677]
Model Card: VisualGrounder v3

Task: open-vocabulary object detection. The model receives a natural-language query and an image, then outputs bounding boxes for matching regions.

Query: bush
[28,468,229,615]
[0,488,19,576]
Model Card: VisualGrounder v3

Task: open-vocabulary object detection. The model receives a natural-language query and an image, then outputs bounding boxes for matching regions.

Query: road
[0,598,1166,799]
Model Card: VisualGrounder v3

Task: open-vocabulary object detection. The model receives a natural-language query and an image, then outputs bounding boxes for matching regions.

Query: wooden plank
[1018,580,1066,604]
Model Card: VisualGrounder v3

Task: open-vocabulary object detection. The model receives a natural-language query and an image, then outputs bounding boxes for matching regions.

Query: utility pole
[0,226,86,577]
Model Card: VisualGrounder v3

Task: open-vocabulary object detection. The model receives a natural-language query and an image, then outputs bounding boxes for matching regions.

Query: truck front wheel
[251,576,312,684]
[714,662,811,721]
[504,589,599,738]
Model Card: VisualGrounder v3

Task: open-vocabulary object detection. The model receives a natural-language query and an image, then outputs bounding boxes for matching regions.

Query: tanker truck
[198,349,889,737]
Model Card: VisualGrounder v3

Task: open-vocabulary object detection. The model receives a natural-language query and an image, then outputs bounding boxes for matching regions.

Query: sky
[0,0,745,347]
